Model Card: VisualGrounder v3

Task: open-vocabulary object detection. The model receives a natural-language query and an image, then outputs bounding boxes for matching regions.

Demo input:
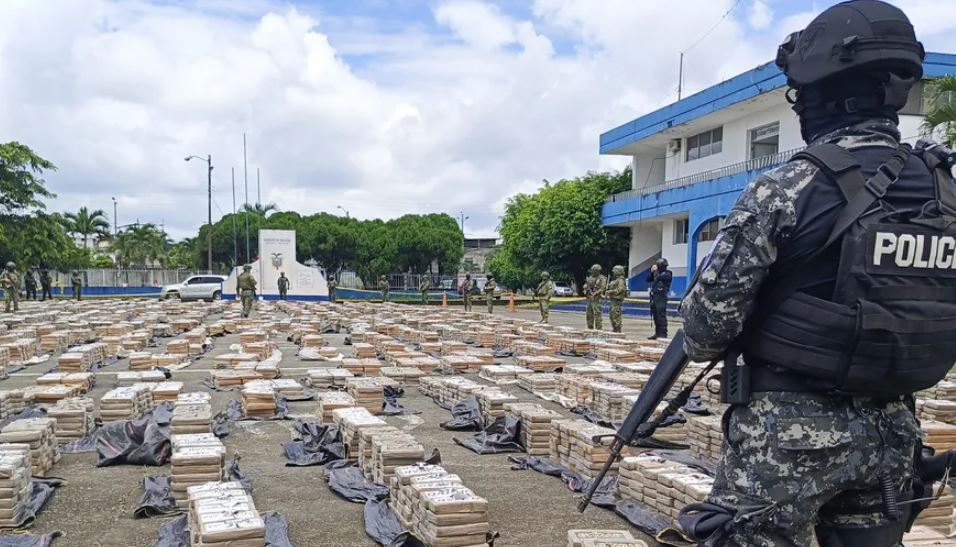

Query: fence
[48,269,207,288]
[335,271,461,291]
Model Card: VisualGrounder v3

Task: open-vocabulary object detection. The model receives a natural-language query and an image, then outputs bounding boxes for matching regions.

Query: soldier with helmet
[534,271,554,323]
[237,264,257,318]
[583,264,607,330]
[1,262,19,313]
[70,271,82,301]
[605,265,628,333]
[678,2,953,545]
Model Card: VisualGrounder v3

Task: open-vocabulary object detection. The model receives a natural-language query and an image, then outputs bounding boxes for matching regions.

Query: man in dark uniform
[23,268,37,301]
[646,258,671,339]
[70,271,82,301]
[39,269,52,301]
[678,3,955,545]
[277,272,290,300]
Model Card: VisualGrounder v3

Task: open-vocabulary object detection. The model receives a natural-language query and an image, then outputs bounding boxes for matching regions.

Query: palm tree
[241,202,278,217]
[63,207,111,248]
[112,223,170,267]
[922,75,956,147]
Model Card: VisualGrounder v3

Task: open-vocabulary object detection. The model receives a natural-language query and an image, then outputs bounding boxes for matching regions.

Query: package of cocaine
[318,392,355,424]
[504,402,563,456]
[0,418,58,476]
[187,482,265,545]
[686,414,723,464]
[0,445,32,527]
[567,530,643,547]
[347,378,386,414]
[332,407,388,462]
[47,397,95,442]
[172,403,213,435]
[549,419,625,480]
[475,389,519,422]
[100,385,153,421]
[307,368,354,388]
[170,434,225,506]
[618,454,713,520]
[240,381,276,418]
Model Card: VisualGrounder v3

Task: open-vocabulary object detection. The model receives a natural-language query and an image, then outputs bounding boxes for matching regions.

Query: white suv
[160,275,228,301]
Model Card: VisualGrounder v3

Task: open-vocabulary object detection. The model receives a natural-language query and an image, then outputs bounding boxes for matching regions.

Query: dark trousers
[40,285,52,300]
[25,286,36,300]
[650,296,668,337]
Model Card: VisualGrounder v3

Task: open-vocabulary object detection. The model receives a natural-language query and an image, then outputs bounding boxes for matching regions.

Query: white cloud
[748,0,774,30]
[1,0,955,242]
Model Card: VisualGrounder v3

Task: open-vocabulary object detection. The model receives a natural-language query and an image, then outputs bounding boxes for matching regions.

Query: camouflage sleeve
[679,167,806,361]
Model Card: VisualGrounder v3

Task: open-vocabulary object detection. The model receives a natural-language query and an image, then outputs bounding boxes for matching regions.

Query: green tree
[487,247,537,291]
[390,213,463,274]
[166,240,197,269]
[922,75,956,147]
[242,202,278,217]
[91,253,115,268]
[0,213,86,270]
[113,224,170,267]
[496,168,631,293]
[0,142,56,215]
[63,206,111,248]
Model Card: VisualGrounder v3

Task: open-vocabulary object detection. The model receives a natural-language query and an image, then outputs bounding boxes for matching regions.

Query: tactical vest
[744,142,956,396]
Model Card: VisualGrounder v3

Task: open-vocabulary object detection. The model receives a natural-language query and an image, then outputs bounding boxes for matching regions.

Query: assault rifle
[577,329,718,512]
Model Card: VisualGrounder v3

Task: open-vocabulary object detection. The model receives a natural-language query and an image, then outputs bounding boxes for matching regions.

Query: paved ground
[10,303,676,546]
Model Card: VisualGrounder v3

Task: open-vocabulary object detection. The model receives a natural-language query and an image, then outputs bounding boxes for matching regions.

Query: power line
[682,0,743,54]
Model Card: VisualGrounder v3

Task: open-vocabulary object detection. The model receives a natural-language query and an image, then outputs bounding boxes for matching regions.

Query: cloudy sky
[2,0,955,240]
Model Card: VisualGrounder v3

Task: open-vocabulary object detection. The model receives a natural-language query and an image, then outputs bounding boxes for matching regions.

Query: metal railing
[607,147,805,202]
[44,269,206,288]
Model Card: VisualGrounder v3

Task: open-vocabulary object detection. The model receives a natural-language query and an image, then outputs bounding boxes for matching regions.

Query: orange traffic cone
[508,291,516,313]
[441,292,448,308]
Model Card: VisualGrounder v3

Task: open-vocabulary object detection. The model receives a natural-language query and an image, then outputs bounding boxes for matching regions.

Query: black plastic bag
[364,499,425,547]
[453,416,523,455]
[0,532,62,547]
[211,399,244,437]
[134,475,178,518]
[224,456,253,491]
[96,403,172,467]
[154,511,293,547]
[58,426,100,454]
[382,397,415,416]
[439,396,482,431]
[323,460,388,503]
[0,477,64,530]
[283,421,345,467]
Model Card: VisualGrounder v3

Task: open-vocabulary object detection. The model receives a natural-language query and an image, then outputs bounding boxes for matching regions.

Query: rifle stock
[577,329,693,513]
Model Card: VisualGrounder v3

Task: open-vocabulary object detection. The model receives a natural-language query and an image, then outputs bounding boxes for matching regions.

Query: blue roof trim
[600,52,956,155]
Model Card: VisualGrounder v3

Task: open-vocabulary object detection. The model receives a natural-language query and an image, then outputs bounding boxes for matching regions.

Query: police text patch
[867,226,956,276]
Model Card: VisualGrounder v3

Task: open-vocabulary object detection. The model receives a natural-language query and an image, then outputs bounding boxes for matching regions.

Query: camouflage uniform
[1,266,19,313]
[327,277,337,303]
[237,266,257,318]
[277,273,289,300]
[605,266,627,333]
[39,270,52,301]
[461,276,474,312]
[23,269,37,301]
[482,277,496,314]
[378,276,389,302]
[419,279,429,304]
[535,273,554,324]
[70,271,82,301]
[584,265,607,330]
[680,121,923,546]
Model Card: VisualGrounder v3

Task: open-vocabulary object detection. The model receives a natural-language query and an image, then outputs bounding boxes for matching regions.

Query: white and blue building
[601,52,956,298]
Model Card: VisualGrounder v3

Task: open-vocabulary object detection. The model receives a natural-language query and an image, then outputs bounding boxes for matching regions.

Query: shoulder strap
[740,143,910,343]
[791,143,865,202]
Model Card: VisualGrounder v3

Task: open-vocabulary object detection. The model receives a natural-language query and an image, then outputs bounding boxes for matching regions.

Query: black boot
[648,334,658,340]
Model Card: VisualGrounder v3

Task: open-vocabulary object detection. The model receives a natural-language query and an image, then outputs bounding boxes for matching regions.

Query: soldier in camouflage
[237,264,257,318]
[277,272,290,300]
[1,262,19,313]
[679,3,933,546]
[70,271,82,301]
[419,278,429,304]
[605,265,627,333]
[378,275,389,302]
[583,264,607,330]
[327,276,337,304]
[482,275,496,314]
[461,274,474,312]
[535,271,554,324]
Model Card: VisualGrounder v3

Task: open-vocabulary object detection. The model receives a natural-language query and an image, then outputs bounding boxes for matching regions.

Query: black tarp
[282,421,345,467]
[58,425,100,454]
[154,511,293,547]
[363,499,425,547]
[323,460,388,503]
[0,407,47,431]
[439,396,482,431]
[453,416,523,455]
[96,403,172,467]
[0,478,64,531]
[135,457,252,518]
[0,532,62,547]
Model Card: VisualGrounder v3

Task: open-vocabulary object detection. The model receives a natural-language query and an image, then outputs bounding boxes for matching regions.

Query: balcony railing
[606,146,806,202]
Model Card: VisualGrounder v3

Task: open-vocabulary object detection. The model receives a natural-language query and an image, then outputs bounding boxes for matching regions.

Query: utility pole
[256,167,261,207]
[677,52,684,101]
[459,211,469,235]
[112,197,117,236]
[206,154,212,273]
[231,168,238,268]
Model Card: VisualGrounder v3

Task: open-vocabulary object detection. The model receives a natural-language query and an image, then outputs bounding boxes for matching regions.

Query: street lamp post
[185,155,214,272]
[111,197,117,236]
[336,205,350,219]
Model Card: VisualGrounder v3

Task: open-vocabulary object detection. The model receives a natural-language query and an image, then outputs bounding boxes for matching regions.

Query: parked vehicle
[160,275,228,301]
[552,284,574,297]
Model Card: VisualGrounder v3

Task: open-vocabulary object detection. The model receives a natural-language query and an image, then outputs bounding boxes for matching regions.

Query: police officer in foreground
[277,272,290,301]
[678,2,954,545]
[237,265,257,318]
[39,269,52,301]
[605,265,627,333]
[584,264,607,330]
[1,262,19,313]
[646,258,671,339]
[327,276,337,304]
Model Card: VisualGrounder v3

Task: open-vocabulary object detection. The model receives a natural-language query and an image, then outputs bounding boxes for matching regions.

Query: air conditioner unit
[668,139,682,153]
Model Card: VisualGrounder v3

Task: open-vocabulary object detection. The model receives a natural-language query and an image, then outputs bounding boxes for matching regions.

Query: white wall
[664,101,803,182]
[633,152,666,190]
[696,240,715,267]
[660,219,688,277]
[628,223,662,277]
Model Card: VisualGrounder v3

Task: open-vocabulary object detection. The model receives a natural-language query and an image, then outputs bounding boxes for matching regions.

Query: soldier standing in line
[39,269,52,301]
[419,277,429,305]
[277,272,290,301]
[327,276,337,304]
[1,262,19,313]
[678,3,949,545]
[461,274,474,312]
[71,271,83,301]
[482,275,497,314]
[584,264,607,330]
[646,258,672,339]
[535,271,554,324]
[237,264,257,318]
[23,267,37,301]
[378,275,389,302]
[606,265,627,333]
